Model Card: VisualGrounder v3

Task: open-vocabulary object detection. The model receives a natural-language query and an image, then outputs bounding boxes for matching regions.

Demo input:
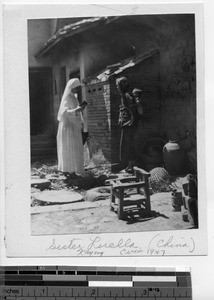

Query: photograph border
[3,3,207,258]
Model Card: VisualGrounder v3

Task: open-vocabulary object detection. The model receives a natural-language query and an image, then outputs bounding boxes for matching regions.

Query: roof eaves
[35,16,119,59]
[84,48,159,84]
[109,49,159,77]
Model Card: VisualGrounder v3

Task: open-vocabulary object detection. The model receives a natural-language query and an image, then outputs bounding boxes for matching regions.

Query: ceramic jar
[163,140,186,175]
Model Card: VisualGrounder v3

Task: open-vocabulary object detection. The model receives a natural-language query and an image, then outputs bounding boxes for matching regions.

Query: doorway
[29,67,53,135]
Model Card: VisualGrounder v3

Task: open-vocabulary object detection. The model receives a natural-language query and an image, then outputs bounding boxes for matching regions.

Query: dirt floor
[31,157,195,236]
[31,192,193,236]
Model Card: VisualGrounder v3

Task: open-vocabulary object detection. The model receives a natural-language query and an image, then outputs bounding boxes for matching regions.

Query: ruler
[0,266,192,299]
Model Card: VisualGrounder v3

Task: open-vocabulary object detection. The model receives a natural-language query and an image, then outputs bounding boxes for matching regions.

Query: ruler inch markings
[0,266,192,299]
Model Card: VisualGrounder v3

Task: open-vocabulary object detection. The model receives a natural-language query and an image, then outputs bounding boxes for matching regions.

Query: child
[132,88,143,117]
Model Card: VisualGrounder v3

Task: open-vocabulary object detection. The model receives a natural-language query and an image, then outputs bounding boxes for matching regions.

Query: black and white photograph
[3,3,207,257]
[29,13,198,235]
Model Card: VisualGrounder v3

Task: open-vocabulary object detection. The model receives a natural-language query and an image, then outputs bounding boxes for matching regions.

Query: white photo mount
[3,3,207,258]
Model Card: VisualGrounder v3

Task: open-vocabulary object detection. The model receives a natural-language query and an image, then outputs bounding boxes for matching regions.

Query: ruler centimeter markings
[0,266,192,299]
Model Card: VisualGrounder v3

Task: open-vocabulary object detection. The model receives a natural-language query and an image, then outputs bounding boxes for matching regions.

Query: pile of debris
[31,158,114,207]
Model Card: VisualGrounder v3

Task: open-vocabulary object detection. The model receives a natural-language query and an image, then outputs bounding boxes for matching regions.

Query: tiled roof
[84,49,159,84]
[35,17,114,58]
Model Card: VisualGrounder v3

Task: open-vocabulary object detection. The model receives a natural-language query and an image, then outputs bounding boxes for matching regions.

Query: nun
[57,78,86,175]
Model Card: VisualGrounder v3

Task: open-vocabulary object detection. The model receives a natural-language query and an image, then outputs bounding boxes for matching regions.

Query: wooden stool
[108,167,151,220]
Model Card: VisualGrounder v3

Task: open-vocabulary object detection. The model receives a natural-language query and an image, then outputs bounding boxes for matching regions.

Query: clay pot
[163,141,186,175]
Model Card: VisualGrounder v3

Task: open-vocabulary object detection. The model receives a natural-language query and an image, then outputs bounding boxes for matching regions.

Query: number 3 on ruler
[141,289,148,296]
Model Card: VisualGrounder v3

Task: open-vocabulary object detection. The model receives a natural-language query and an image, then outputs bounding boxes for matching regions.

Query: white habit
[57,78,84,174]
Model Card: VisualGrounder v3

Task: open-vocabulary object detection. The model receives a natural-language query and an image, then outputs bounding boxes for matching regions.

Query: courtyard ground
[31,191,192,236]
[31,157,194,236]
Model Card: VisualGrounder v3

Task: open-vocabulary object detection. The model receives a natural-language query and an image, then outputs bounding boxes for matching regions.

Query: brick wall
[86,81,114,162]
[85,80,121,164]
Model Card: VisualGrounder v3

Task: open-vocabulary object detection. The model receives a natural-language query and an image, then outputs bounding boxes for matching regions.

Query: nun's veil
[57,78,81,121]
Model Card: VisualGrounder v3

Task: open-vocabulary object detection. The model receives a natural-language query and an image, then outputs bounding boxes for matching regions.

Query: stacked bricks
[85,80,120,163]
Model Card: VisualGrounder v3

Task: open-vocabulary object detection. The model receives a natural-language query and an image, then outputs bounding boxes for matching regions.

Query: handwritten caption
[46,234,195,256]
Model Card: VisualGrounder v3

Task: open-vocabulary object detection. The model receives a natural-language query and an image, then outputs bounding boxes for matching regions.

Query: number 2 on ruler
[91,289,96,297]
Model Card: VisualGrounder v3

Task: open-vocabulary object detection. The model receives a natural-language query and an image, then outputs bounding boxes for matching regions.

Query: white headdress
[57,78,81,121]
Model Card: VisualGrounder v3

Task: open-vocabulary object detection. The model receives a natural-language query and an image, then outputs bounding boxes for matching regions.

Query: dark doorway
[29,67,53,135]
